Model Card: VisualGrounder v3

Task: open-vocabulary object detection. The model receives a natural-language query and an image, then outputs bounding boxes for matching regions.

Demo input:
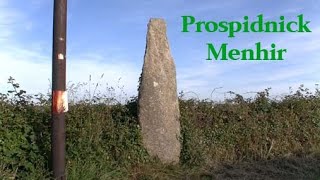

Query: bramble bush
[0,77,320,179]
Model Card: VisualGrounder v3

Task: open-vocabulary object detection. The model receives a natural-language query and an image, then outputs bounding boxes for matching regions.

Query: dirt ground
[183,154,320,180]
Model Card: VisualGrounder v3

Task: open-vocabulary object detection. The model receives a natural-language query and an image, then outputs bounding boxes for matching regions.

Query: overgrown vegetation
[1,77,320,179]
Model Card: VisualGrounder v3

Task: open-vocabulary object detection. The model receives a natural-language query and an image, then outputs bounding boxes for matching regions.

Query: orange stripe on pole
[52,90,68,113]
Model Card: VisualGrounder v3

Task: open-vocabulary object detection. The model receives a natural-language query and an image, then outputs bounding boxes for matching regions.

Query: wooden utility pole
[51,0,67,179]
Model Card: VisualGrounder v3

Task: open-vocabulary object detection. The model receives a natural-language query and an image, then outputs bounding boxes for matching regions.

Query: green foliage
[0,77,320,179]
[179,86,320,167]
[0,77,50,179]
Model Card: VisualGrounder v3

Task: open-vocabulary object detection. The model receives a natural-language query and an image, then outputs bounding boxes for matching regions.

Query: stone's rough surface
[138,18,181,164]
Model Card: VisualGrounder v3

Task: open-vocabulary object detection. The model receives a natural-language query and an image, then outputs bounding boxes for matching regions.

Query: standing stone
[138,18,181,164]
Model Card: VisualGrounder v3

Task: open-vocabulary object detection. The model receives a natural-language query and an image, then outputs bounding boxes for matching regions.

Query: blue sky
[0,0,319,100]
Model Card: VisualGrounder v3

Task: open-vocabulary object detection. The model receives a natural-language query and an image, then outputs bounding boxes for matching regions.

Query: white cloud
[0,1,31,43]
[0,45,141,99]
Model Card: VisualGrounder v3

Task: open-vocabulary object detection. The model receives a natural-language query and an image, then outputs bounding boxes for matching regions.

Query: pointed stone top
[149,18,165,23]
[147,18,167,34]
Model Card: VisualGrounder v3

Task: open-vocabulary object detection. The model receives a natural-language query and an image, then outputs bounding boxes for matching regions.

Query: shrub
[0,77,320,179]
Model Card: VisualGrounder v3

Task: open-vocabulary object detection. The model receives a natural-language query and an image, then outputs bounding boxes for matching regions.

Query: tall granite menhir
[138,18,181,164]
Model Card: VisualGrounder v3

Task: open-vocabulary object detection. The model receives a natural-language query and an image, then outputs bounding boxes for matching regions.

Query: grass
[0,77,320,179]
